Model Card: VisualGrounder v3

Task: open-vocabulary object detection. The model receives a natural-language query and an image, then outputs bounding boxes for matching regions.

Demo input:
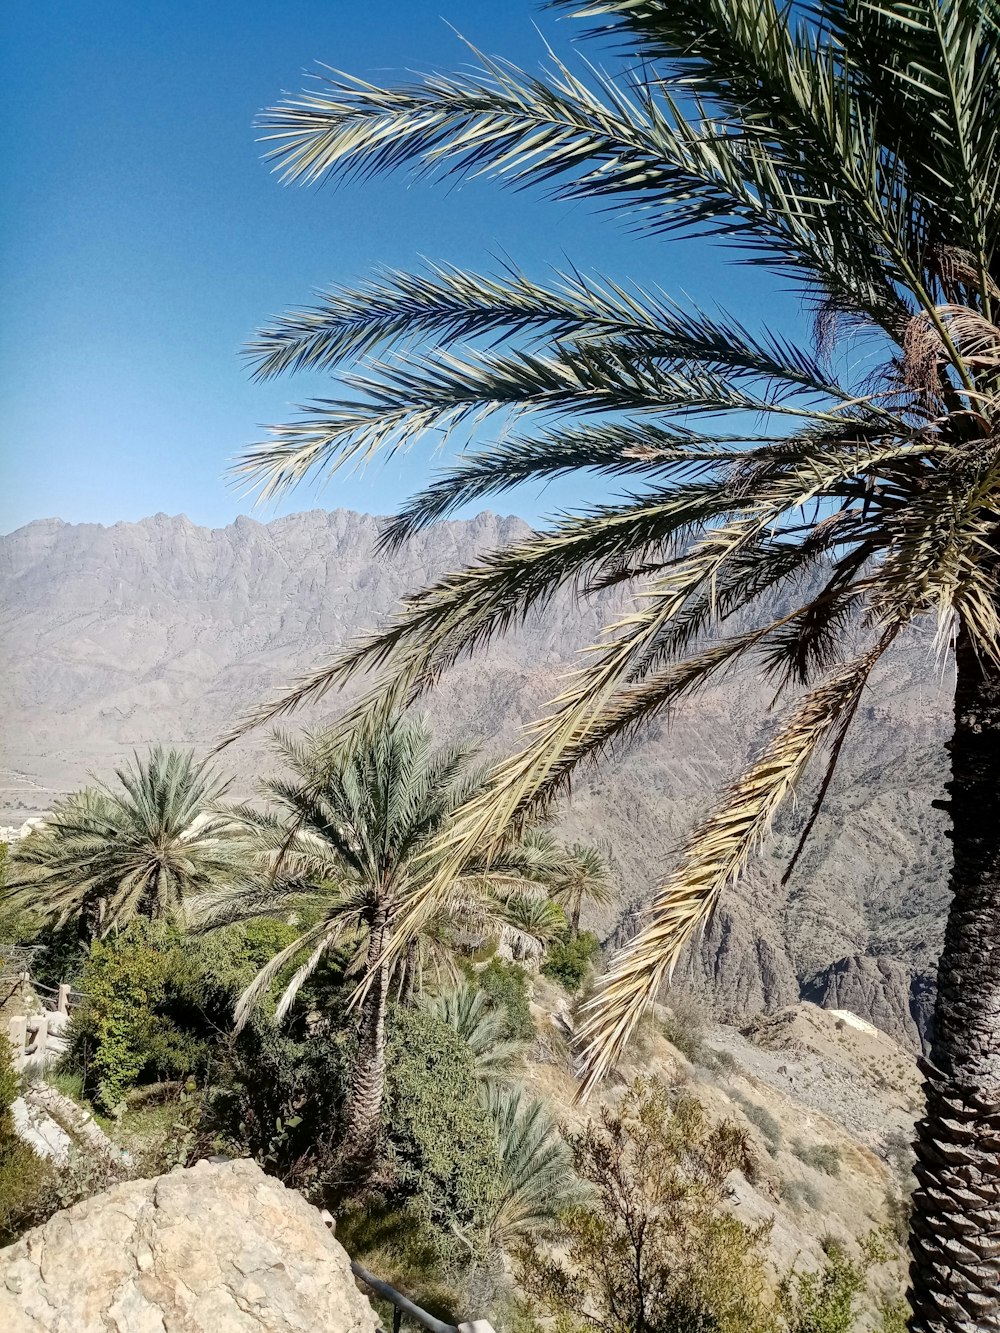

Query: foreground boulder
[0,1158,381,1333]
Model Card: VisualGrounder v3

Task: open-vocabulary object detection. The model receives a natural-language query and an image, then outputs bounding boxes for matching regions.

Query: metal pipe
[350,1262,458,1333]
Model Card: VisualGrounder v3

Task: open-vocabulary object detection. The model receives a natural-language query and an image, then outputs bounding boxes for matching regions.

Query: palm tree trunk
[336,907,391,1187]
[908,625,1000,1332]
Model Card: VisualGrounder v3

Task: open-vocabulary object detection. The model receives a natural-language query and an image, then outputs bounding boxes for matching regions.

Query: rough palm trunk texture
[908,627,1000,1332]
[336,910,390,1185]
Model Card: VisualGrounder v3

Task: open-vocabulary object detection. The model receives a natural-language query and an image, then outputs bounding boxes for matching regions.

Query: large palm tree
[232,2,1000,1325]
[212,718,566,1180]
[6,748,238,940]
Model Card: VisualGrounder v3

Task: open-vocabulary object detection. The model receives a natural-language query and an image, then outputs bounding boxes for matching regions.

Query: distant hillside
[0,509,952,1043]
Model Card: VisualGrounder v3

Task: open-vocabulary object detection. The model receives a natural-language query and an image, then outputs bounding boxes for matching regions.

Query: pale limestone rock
[0,1158,381,1333]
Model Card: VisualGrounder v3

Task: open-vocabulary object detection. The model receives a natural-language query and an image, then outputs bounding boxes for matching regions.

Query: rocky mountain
[0,510,953,1045]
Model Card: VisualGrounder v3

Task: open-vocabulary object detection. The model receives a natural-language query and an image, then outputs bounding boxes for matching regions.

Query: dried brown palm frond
[572,637,896,1093]
[903,304,1000,396]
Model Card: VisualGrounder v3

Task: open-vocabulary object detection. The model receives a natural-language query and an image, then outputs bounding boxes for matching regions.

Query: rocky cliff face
[0,510,953,1043]
[0,1158,379,1333]
[801,955,937,1052]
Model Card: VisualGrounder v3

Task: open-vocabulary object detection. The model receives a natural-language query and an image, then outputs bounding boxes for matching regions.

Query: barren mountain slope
[0,510,951,1041]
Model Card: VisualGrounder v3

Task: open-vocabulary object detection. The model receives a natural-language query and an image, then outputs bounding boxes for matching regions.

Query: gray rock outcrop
[801,955,936,1051]
[0,1158,380,1333]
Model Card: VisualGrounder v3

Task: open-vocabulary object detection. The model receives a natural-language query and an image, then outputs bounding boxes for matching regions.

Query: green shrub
[792,1139,842,1176]
[187,918,306,1023]
[733,1094,783,1157]
[540,930,601,994]
[211,1021,349,1189]
[778,1233,900,1333]
[518,1079,775,1333]
[69,920,207,1113]
[0,1036,54,1245]
[471,959,535,1043]
[383,1006,501,1233]
[67,917,319,1117]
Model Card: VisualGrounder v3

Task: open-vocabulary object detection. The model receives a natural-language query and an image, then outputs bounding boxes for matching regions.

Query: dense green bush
[540,931,601,994]
[383,1006,501,1233]
[471,959,535,1043]
[0,1036,53,1245]
[69,921,203,1112]
[67,917,313,1115]
[212,1020,349,1190]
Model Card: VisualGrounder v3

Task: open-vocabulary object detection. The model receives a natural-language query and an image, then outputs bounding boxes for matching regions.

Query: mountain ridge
[1,508,951,1047]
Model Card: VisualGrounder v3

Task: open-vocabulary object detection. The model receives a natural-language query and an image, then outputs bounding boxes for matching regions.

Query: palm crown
[7,747,238,939]
[232,0,999,1091]
[208,715,571,1178]
[211,719,566,1026]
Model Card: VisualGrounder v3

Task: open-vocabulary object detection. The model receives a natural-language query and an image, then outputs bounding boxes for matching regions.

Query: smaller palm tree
[481,1084,584,1251]
[548,842,614,935]
[210,717,570,1181]
[5,748,238,940]
[419,982,525,1086]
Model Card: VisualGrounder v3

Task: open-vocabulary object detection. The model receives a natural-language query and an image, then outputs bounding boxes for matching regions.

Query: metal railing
[351,1262,457,1333]
[350,1262,496,1333]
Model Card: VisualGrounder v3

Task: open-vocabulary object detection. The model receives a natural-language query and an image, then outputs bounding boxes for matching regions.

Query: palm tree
[480,1083,584,1251]
[215,718,566,1180]
[6,748,238,939]
[232,3,1000,1324]
[550,842,614,934]
[418,982,525,1086]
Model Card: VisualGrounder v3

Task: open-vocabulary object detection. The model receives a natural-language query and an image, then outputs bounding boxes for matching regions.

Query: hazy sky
[2,1,805,534]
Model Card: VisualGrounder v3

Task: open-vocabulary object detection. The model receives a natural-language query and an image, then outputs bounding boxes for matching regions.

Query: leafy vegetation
[734,1094,784,1158]
[0,1036,53,1245]
[470,959,536,1044]
[541,930,601,995]
[206,717,572,1181]
[778,1233,900,1333]
[382,1006,502,1235]
[518,1078,775,1333]
[7,749,242,939]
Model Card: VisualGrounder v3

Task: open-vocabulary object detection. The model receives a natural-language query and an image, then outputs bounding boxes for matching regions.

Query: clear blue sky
[1,0,804,535]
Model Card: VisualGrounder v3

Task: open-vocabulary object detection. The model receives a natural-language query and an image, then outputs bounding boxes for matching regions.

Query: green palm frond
[235,339,864,505]
[419,982,525,1083]
[230,0,1000,1087]
[496,894,567,959]
[550,842,615,928]
[5,748,245,938]
[216,715,583,1029]
[482,1083,585,1247]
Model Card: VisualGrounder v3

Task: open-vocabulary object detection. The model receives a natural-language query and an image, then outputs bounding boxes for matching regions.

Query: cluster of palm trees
[5,721,610,1180]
